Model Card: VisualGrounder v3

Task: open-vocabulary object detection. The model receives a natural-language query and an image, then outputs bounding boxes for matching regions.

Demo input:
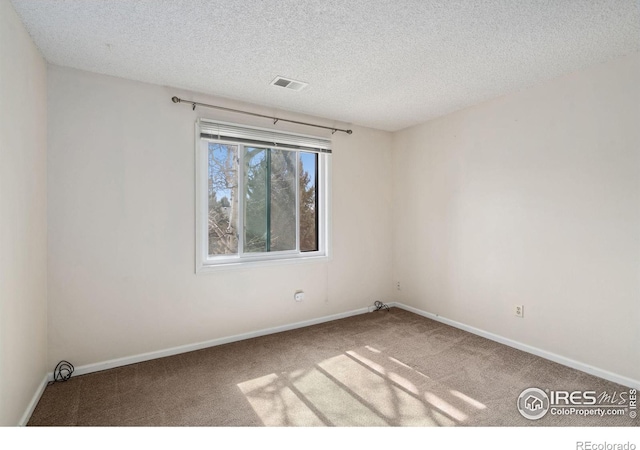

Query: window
[196,119,330,270]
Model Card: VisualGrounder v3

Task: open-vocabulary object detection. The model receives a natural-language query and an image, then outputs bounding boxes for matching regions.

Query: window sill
[196,254,330,274]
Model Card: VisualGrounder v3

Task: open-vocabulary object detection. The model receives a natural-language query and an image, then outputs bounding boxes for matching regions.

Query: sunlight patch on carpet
[237,347,485,426]
[449,390,487,410]
[288,368,388,426]
[237,373,324,426]
[424,392,468,422]
[319,354,438,426]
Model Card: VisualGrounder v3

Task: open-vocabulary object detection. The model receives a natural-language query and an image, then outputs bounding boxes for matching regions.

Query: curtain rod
[171,96,352,135]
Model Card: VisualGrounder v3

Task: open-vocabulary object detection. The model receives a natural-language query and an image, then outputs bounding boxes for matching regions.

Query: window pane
[244,148,297,253]
[244,147,269,252]
[269,149,296,252]
[208,143,239,256]
[299,152,318,252]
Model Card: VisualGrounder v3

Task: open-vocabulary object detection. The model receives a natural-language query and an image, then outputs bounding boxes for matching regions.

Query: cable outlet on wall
[515,305,524,318]
[294,290,304,302]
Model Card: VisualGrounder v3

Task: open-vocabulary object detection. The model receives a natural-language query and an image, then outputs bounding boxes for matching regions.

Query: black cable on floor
[48,360,74,385]
[374,301,390,312]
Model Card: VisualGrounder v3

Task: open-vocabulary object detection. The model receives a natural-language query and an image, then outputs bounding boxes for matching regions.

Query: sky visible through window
[208,144,315,201]
[300,152,315,191]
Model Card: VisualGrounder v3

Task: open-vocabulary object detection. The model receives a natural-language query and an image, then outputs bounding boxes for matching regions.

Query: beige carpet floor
[28,308,638,426]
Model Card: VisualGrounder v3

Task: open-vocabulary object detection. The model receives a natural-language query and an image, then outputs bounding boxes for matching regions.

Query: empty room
[1,0,639,444]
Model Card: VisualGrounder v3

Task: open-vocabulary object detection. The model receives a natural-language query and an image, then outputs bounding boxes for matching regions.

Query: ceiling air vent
[270,76,308,92]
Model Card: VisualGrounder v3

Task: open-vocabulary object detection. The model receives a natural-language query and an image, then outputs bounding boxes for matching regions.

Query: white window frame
[195,119,331,272]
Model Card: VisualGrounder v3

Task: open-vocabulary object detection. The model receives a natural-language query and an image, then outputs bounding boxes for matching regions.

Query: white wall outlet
[294,291,304,302]
[396,281,401,290]
[515,305,524,318]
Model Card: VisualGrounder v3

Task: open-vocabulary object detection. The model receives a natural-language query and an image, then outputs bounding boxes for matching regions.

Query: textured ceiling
[10,0,640,131]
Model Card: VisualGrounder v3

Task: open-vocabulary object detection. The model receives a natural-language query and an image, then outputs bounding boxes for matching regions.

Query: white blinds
[199,119,332,154]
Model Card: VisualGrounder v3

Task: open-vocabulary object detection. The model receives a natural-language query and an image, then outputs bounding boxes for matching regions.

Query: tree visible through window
[207,143,239,256]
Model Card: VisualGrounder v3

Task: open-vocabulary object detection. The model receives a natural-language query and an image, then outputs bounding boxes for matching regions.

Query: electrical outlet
[515,305,524,318]
[294,291,304,302]
[396,281,401,291]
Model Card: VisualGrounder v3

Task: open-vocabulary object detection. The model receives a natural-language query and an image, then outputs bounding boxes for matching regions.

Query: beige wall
[392,54,640,382]
[0,0,48,426]
[47,65,393,368]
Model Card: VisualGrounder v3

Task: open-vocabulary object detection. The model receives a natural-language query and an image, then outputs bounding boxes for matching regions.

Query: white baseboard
[19,373,49,426]
[50,306,371,380]
[390,302,640,390]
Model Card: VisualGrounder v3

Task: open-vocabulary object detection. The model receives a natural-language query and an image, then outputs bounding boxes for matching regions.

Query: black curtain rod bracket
[171,96,352,135]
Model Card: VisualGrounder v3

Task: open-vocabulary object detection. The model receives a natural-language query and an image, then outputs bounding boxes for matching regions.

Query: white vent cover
[270,76,308,91]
